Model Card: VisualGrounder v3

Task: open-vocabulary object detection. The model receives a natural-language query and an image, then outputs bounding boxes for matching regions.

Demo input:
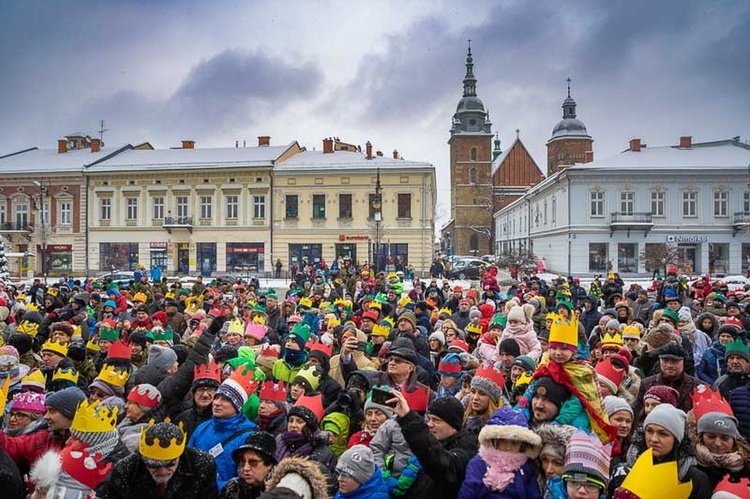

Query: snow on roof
[87,143,294,172]
[275,149,432,171]
[0,145,129,174]
[568,139,750,171]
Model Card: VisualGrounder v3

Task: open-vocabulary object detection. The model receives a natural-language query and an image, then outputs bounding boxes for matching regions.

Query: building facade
[495,136,750,276]
[546,80,594,176]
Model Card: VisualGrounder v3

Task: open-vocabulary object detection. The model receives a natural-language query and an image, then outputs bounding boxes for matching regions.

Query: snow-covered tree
[0,240,9,280]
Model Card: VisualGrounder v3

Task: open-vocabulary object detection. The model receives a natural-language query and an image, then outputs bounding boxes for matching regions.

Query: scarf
[479,446,528,492]
[283,348,308,367]
[694,443,745,472]
[278,430,315,459]
[258,407,284,432]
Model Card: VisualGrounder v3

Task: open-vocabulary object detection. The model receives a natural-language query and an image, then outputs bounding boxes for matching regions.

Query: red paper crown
[295,393,324,422]
[306,340,333,358]
[401,385,429,413]
[60,440,113,490]
[100,318,117,329]
[259,343,280,358]
[259,380,288,402]
[127,384,161,409]
[474,362,505,388]
[595,357,627,387]
[106,339,131,360]
[713,475,750,498]
[225,364,259,396]
[691,384,734,422]
[193,359,221,383]
[449,339,470,353]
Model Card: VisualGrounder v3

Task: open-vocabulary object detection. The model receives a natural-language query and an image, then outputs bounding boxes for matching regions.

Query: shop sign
[666,235,708,244]
[46,244,72,252]
[338,235,369,241]
[150,242,168,249]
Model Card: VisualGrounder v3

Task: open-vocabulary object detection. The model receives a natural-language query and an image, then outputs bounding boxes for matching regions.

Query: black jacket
[397,410,477,499]
[96,447,219,499]
[0,448,24,499]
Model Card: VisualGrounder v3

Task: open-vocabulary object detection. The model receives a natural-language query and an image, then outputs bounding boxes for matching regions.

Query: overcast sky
[1,0,748,228]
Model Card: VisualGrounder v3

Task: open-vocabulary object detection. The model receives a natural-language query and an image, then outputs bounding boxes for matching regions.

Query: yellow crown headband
[139,419,186,462]
[96,365,130,388]
[71,399,119,434]
[548,315,579,350]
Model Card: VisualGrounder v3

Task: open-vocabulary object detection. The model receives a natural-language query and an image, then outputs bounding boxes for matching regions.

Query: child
[499,302,541,363]
[458,406,542,498]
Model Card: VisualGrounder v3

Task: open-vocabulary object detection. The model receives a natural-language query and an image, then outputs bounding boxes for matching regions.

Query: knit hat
[471,363,506,404]
[657,342,686,360]
[147,345,178,373]
[288,323,311,350]
[563,430,612,490]
[534,376,571,410]
[498,338,521,357]
[606,319,621,332]
[152,311,168,325]
[428,331,446,347]
[427,396,464,431]
[336,445,375,485]
[398,311,417,329]
[11,391,46,414]
[438,352,463,378]
[698,412,739,439]
[129,330,149,348]
[537,424,576,462]
[469,308,482,320]
[232,431,278,465]
[127,384,162,412]
[8,333,33,356]
[479,407,542,458]
[603,395,633,418]
[216,364,259,414]
[511,355,536,373]
[215,344,239,363]
[364,393,395,419]
[507,304,527,324]
[725,338,750,363]
[45,387,86,420]
[661,308,679,325]
[643,385,679,407]
[644,404,686,442]
[677,307,692,323]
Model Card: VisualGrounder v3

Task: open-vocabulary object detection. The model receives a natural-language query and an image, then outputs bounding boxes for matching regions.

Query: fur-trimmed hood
[265,456,329,499]
[535,423,576,461]
[478,423,542,458]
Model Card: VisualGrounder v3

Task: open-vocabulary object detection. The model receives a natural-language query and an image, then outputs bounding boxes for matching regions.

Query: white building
[494,136,750,276]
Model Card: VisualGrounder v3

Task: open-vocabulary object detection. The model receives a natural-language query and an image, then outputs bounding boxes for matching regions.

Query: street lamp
[372,169,382,273]
[32,180,47,281]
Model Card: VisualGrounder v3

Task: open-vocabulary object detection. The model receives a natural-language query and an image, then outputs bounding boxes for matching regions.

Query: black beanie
[67,339,86,362]
[8,333,33,356]
[428,396,465,431]
[534,376,571,410]
[129,330,149,348]
[215,345,239,363]
[498,338,521,357]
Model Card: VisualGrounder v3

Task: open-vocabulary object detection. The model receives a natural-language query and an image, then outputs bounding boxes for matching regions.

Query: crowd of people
[0,262,748,498]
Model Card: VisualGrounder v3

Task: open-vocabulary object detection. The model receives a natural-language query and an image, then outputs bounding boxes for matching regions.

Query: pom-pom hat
[563,430,612,490]
[216,364,259,414]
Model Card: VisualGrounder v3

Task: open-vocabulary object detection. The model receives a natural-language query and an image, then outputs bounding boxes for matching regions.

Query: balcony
[733,211,750,236]
[609,212,653,237]
[0,222,31,232]
[163,216,193,234]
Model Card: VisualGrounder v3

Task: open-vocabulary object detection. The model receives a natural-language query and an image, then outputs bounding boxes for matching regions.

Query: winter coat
[0,448,24,499]
[188,413,257,491]
[175,404,214,440]
[96,447,219,499]
[265,456,329,499]
[335,466,388,498]
[499,324,542,363]
[458,455,540,499]
[370,418,411,478]
[271,359,305,384]
[397,410,478,499]
[329,351,375,388]
[717,371,750,400]
[730,385,750,442]
[580,306,602,337]
[219,477,265,499]
[696,340,726,385]
[0,427,68,476]
[633,372,702,416]
[275,431,338,474]
[117,417,149,454]
[631,298,654,324]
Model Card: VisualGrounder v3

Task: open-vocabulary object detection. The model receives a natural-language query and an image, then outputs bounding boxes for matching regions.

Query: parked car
[446,258,486,280]
[94,271,137,287]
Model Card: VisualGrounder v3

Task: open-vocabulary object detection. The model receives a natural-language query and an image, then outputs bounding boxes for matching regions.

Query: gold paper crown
[333,298,346,307]
[438,307,452,317]
[600,332,624,348]
[139,419,186,462]
[382,316,395,328]
[466,323,482,334]
[86,336,100,352]
[18,320,40,337]
[22,369,46,388]
[398,296,412,308]
[96,364,130,388]
[299,297,313,308]
[71,400,119,434]
[41,338,69,357]
[0,377,9,414]
[618,448,692,499]
[515,371,533,388]
[25,302,40,312]
[252,315,266,325]
[327,316,341,327]
[371,324,391,337]
[548,317,579,348]
[53,366,79,384]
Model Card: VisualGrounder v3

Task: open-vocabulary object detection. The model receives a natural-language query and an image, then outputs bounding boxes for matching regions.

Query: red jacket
[0,428,68,474]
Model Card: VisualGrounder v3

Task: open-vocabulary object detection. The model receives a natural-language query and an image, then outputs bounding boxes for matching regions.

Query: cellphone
[356,341,368,352]
[371,387,393,406]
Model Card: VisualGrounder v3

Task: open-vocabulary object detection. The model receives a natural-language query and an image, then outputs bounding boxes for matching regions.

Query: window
[470,168,477,184]
[620,191,634,215]
[253,195,265,219]
[590,191,604,217]
[589,243,608,273]
[176,196,188,218]
[15,203,28,227]
[744,192,750,214]
[650,191,665,217]
[42,202,50,225]
[397,193,411,219]
[543,201,548,225]
[682,191,697,217]
[368,194,376,219]
[312,194,325,219]
[100,198,111,221]
[551,198,557,223]
[469,235,478,253]
[59,202,71,225]
[714,190,728,217]
[285,195,298,219]
[339,194,352,219]
[152,197,164,220]
[200,196,212,219]
[470,148,477,161]
[0,204,5,225]
[126,198,138,220]
[226,195,238,219]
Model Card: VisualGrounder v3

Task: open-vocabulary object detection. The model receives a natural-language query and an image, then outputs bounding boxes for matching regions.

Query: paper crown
[401,385,429,413]
[53,366,79,385]
[148,327,174,343]
[548,317,579,349]
[726,338,750,358]
[601,332,624,349]
[128,384,161,409]
[227,319,245,336]
[21,369,46,392]
[466,323,482,335]
[374,292,389,303]
[621,324,641,339]
[96,364,130,388]
[194,359,221,383]
[438,354,462,375]
[712,475,750,499]
[382,316,395,328]
[258,343,280,358]
[295,393,325,422]
[371,324,391,337]
[449,339,470,352]
[41,338,69,357]
[515,371,533,388]
[60,441,113,490]
[223,364,260,397]
[0,377,9,414]
[333,298,347,307]
[307,340,333,358]
[398,296,412,308]
[18,320,40,337]
[252,314,267,325]
[244,322,267,341]
[438,307,452,317]
[475,362,505,388]
[106,339,131,360]
[616,448,692,499]
[691,384,734,422]
[259,380,288,402]
[595,358,626,391]
[326,316,341,327]
[139,420,186,462]
[98,322,120,342]
[298,297,313,309]
[85,336,100,352]
[71,400,119,434]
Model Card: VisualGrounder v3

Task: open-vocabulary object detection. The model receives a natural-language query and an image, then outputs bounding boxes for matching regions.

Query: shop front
[196,242,216,276]
[149,242,168,271]
[99,243,139,271]
[289,244,322,268]
[41,244,73,277]
[226,243,264,273]
[177,243,189,274]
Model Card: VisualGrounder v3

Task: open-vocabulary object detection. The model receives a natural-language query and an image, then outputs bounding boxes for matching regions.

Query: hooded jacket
[265,456,329,499]
[696,340,726,385]
[335,466,388,498]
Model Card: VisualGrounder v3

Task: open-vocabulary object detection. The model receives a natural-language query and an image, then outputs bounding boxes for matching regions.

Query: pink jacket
[499,324,542,363]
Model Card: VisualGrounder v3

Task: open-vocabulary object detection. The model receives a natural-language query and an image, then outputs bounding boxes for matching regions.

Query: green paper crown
[99,326,120,342]
[726,338,750,358]
[290,322,311,343]
[374,292,389,303]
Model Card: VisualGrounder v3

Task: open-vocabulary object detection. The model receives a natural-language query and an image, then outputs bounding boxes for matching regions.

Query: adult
[696,324,735,385]
[221,431,278,499]
[693,410,749,490]
[633,343,701,416]
[525,376,572,428]
[328,328,375,388]
[715,338,750,400]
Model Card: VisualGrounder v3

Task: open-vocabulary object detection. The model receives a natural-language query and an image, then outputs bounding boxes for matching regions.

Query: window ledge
[338,216,353,221]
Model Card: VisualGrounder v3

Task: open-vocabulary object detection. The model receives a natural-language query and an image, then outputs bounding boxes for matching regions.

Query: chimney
[323,137,334,154]
[629,138,641,152]
[393,149,399,159]
[376,150,383,157]
[58,139,67,154]
[182,140,195,149]
[584,151,594,163]
[91,138,101,153]
[258,136,270,147]
[679,136,692,149]
[366,141,373,159]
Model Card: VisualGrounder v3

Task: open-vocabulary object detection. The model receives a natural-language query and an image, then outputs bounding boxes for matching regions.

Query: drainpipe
[567,174,571,275]
[269,167,274,279]
[85,175,90,277]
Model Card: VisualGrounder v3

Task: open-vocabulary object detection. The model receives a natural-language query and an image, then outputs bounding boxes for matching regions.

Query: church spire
[462,39,477,97]
[562,77,577,119]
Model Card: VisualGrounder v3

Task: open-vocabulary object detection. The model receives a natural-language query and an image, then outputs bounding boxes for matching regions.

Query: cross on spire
[567,77,572,98]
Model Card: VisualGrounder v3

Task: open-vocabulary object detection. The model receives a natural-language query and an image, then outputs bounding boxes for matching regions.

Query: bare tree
[640,243,679,276]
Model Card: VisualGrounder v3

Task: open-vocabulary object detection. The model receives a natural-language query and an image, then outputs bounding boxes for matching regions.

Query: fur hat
[479,407,542,458]
[642,323,675,349]
[536,424,576,462]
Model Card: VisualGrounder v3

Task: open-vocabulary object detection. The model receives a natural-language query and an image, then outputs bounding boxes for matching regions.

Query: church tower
[446,42,494,256]
[546,79,593,176]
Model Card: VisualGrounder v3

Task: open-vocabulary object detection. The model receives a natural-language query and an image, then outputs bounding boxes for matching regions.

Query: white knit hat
[507,304,527,324]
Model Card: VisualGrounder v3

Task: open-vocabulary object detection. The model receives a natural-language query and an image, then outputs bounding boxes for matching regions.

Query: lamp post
[372,169,382,273]
[32,180,46,281]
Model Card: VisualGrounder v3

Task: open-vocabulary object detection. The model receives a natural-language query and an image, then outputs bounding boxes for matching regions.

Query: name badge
[209,443,224,458]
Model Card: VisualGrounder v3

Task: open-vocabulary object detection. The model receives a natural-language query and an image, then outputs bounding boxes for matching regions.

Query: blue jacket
[458,455,541,499]
[188,413,256,490]
[730,385,750,442]
[697,340,726,385]
[335,466,388,499]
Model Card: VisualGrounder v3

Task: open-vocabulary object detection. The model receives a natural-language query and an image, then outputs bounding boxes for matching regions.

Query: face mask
[284,348,308,367]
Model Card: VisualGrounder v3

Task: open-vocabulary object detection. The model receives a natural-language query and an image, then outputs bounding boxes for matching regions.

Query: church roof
[491,137,545,182]
[548,79,590,142]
